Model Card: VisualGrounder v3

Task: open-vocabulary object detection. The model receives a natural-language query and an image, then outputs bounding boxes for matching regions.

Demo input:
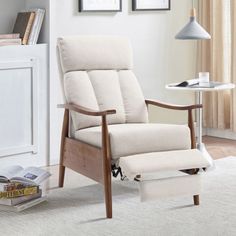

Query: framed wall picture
[132,0,171,11]
[79,0,122,12]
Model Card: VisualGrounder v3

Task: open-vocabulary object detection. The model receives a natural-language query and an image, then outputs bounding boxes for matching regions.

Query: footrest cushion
[140,174,201,202]
[119,149,211,179]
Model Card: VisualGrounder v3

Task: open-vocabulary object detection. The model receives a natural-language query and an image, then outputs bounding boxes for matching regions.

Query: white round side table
[166,82,235,166]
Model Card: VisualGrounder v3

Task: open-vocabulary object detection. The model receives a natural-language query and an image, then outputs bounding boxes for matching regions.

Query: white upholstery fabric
[64,71,100,130]
[119,71,148,123]
[88,70,126,124]
[58,36,148,130]
[75,123,191,160]
[139,174,201,202]
[57,36,133,73]
[119,149,211,178]
[58,36,204,204]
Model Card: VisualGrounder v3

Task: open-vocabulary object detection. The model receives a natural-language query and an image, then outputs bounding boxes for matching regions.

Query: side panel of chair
[59,110,104,184]
[58,109,113,218]
[63,138,104,183]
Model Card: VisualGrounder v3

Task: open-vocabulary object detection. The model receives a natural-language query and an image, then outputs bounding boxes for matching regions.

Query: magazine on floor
[0,165,51,186]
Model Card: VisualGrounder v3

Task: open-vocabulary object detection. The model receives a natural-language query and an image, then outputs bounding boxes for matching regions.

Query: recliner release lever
[111,165,126,181]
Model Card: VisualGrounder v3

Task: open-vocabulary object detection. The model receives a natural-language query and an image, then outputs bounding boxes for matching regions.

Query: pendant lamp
[175,2,211,40]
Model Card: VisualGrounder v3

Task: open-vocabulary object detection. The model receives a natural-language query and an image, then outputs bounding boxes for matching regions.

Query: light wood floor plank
[203,136,236,160]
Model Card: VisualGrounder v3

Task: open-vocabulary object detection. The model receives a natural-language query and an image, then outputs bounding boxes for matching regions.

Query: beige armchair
[57,36,210,219]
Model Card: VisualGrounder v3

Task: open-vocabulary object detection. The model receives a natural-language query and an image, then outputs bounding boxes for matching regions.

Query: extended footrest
[119,149,211,202]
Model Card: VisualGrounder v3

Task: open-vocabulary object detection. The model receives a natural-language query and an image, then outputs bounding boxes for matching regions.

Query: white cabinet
[0,44,49,167]
[0,0,50,167]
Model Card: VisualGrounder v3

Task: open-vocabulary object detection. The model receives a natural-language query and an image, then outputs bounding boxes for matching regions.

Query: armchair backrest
[57,36,148,130]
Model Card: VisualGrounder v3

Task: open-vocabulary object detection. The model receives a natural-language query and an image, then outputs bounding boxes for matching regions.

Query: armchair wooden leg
[59,165,65,188]
[58,109,69,188]
[102,115,112,218]
[193,195,200,205]
[104,173,112,218]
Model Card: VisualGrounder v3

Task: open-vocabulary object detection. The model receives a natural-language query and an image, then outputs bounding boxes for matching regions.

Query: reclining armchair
[57,36,210,219]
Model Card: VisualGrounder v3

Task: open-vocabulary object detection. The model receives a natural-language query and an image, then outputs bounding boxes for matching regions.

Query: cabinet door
[0,59,38,157]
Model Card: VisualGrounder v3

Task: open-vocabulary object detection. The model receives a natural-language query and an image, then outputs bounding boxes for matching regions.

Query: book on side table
[169,79,226,88]
[0,165,51,212]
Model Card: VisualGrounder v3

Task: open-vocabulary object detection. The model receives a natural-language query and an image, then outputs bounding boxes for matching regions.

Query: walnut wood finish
[102,115,112,218]
[145,99,202,111]
[59,109,69,187]
[58,104,115,218]
[188,109,196,149]
[63,138,104,183]
[193,195,200,205]
[57,104,116,116]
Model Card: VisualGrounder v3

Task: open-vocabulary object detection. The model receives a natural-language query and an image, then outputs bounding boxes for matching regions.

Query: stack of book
[0,8,45,47]
[0,34,21,46]
[0,165,51,212]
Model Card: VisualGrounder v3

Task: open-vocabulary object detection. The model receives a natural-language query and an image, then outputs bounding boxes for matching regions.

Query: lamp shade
[175,9,211,40]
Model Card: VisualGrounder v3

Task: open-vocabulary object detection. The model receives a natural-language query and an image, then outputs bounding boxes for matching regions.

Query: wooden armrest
[145,99,201,149]
[57,104,116,116]
[145,99,202,110]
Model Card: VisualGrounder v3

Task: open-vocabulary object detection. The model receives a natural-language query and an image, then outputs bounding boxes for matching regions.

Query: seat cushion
[75,123,191,160]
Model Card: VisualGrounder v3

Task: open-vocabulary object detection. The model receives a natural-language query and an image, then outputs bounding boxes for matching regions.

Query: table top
[166,82,235,92]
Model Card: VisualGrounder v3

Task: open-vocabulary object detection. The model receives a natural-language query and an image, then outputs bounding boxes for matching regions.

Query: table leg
[196,91,214,168]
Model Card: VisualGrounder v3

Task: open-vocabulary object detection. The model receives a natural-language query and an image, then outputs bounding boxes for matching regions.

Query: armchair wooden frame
[58,101,203,219]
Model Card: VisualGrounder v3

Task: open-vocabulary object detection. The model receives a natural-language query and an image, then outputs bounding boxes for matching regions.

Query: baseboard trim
[204,128,236,140]
[50,158,60,166]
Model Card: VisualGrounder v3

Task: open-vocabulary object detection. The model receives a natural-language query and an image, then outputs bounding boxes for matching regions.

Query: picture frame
[132,0,171,11]
[79,0,122,12]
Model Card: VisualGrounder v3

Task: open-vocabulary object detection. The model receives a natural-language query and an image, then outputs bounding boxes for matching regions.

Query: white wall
[48,0,197,163]
[0,0,25,34]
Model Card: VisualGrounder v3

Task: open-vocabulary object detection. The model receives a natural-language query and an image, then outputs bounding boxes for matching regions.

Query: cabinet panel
[0,59,38,157]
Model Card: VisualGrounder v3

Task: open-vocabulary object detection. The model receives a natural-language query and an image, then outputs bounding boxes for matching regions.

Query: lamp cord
[192,0,194,8]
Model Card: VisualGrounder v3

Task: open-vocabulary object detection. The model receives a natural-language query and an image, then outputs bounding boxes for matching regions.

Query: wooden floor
[203,136,236,160]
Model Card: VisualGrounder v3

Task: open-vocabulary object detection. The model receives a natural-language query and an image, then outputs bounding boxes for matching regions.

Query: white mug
[199,72,210,86]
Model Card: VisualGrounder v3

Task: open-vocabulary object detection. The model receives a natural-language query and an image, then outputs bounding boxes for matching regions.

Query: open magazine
[175,79,199,87]
[0,165,51,185]
[172,79,224,88]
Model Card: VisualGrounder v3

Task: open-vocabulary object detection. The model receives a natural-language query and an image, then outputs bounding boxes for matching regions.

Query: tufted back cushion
[58,36,148,130]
